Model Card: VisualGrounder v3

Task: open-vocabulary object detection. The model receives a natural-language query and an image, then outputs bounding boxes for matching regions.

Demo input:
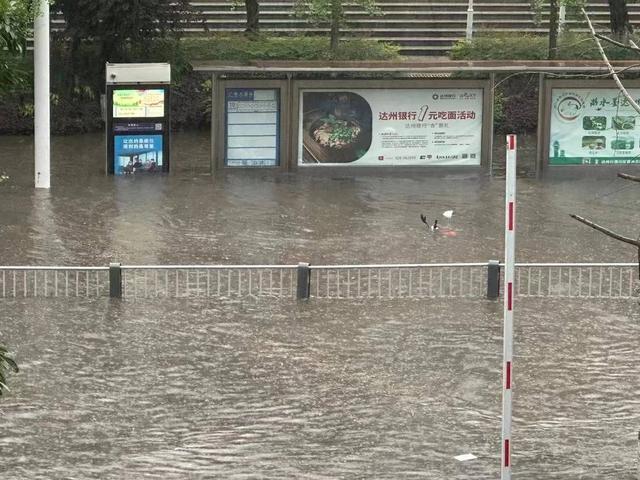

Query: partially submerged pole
[34,0,51,189]
[501,134,517,479]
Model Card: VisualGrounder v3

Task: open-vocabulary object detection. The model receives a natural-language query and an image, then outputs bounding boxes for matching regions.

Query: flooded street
[1,132,640,266]
[1,133,640,478]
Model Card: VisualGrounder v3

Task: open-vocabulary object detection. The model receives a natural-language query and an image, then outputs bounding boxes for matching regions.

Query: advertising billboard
[113,89,165,118]
[550,88,640,165]
[298,89,483,166]
[114,135,163,175]
[225,88,280,167]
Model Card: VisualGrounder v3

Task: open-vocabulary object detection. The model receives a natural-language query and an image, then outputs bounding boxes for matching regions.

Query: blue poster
[114,135,163,175]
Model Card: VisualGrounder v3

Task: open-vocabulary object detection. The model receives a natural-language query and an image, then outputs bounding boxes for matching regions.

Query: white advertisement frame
[292,80,491,169]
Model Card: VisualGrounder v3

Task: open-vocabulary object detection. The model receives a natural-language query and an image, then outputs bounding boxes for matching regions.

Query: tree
[531,0,584,60]
[571,174,640,278]
[0,345,18,397]
[608,0,633,43]
[56,0,199,89]
[548,0,560,59]
[0,0,39,91]
[245,0,259,34]
[295,0,380,53]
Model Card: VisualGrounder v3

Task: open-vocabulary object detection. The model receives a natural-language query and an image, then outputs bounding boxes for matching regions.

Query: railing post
[297,262,311,300]
[487,260,501,299]
[109,262,122,298]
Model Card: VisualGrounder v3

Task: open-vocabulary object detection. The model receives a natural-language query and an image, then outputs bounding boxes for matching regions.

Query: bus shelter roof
[192,59,640,75]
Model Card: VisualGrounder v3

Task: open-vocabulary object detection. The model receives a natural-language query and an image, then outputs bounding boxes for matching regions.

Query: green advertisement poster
[550,88,640,165]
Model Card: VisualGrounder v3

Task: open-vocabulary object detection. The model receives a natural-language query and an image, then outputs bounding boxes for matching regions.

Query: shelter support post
[286,73,294,170]
[489,72,495,176]
[536,73,545,179]
[211,73,217,175]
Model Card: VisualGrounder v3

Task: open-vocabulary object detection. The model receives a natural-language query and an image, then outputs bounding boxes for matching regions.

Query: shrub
[451,33,548,61]
[181,34,400,62]
[451,32,640,61]
[1,34,400,135]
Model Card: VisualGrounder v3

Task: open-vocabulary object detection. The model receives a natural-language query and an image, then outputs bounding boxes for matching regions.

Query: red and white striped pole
[501,134,517,479]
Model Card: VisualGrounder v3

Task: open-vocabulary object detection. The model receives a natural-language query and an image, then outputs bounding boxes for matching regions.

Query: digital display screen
[114,135,163,175]
[113,89,165,118]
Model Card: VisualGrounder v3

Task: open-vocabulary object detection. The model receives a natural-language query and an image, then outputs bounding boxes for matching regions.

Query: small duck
[420,214,439,232]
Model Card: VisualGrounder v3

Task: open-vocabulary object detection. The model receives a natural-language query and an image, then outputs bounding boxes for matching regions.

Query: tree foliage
[0,0,40,92]
[294,0,380,52]
[0,344,18,397]
[56,0,200,67]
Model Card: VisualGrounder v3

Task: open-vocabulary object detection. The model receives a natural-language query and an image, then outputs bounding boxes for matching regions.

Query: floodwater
[1,132,640,266]
[2,298,639,479]
[1,133,640,478]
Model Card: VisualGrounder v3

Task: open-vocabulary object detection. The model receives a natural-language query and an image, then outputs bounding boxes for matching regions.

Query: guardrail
[0,266,109,298]
[0,262,636,300]
[121,264,297,299]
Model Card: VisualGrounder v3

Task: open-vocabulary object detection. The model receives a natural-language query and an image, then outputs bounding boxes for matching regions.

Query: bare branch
[582,8,640,116]
[617,172,640,182]
[595,32,640,53]
[570,213,640,246]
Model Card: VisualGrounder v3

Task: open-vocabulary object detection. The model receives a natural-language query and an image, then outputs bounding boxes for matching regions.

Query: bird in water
[420,214,439,231]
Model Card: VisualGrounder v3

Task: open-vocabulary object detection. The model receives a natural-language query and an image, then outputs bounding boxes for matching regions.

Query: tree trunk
[608,0,633,43]
[329,0,342,53]
[245,0,259,34]
[548,0,559,60]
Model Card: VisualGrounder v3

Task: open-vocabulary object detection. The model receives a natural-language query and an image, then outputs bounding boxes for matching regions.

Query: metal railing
[0,267,109,298]
[310,263,488,299]
[121,265,297,299]
[0,262,637,300]
[513,263,638,299]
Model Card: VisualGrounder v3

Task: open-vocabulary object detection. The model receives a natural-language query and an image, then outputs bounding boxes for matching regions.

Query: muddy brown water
[1,132,639,478]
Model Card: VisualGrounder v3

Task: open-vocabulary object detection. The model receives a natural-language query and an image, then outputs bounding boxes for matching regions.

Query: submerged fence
[0,262,637,300]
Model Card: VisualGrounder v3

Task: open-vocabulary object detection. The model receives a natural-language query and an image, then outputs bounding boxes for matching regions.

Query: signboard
[550,88,640,165]
[114,134,163,175]
[298,89,483,166]
[225,88,279,167]
[113,89,165,118]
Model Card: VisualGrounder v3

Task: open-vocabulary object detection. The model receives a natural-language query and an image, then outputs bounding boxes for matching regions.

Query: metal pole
[34,0,50,189]
[501,134,517,479]
[466,0,474,40]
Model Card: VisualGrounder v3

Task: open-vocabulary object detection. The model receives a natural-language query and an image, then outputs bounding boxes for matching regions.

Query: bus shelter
[193,60,640,177]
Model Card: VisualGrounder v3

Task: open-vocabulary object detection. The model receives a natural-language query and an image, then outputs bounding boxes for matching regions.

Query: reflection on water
[1,298,638,478]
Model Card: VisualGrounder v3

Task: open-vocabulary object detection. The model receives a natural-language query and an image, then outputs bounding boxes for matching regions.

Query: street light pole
[34,0,50,189]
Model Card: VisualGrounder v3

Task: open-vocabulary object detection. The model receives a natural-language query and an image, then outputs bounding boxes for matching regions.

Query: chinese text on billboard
[298,89,483,166]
